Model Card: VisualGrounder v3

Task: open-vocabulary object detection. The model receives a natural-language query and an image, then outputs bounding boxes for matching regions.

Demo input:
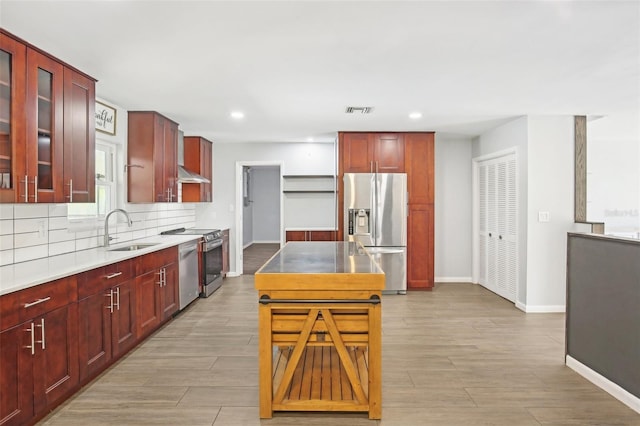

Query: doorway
[472,150,519,303]
[235,161,284,275]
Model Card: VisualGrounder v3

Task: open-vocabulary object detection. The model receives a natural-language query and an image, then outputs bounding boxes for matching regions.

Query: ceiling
[1,1,638,143]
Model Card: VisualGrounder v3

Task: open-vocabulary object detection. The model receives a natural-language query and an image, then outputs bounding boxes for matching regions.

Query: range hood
[178,165,210,183]
[177,130,210,183]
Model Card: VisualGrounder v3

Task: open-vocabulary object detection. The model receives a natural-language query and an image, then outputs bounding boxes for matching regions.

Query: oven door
[201,239,223,297]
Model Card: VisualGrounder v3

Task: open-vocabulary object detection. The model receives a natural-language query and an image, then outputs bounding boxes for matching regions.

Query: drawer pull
[24,296,51,308]
[105,272,123,279]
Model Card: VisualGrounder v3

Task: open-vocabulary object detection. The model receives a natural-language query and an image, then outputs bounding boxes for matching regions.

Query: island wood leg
[368,301,382,419]
[258,303,273,418]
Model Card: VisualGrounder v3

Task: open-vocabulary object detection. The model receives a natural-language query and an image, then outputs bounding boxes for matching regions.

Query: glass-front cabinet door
[26,49,64,203]
[0,32,26,203]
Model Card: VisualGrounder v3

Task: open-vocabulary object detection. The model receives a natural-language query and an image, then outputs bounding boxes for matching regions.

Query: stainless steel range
[161,228,224,298]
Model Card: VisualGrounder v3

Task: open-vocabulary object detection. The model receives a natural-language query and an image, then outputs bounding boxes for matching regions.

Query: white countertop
[0,234,201,296]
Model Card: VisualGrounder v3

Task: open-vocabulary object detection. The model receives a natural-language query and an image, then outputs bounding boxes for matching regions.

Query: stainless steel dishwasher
[178,240,200,310]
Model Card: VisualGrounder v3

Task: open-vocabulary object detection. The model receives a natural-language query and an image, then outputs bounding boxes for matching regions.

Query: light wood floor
[41,278,640,425]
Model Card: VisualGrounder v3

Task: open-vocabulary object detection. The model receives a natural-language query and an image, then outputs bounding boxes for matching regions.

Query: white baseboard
[253,239,280,244]
[435,277,472,283]
[517,303,565,313]
[566,355,640,414]
[243,241,253,249]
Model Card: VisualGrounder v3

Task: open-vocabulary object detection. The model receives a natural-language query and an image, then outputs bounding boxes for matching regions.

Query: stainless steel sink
[108,243,158,252]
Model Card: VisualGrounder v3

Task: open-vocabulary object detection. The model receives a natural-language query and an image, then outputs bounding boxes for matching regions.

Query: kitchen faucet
[104,209,133,247]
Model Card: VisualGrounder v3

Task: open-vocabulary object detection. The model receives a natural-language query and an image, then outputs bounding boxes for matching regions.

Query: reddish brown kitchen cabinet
[340,132,405,174]
[77,260,136,382]
[182,135,213,202]
[0,32,26,204]
[405,133,435,290]
[285,230,337,242]
[135,247,178,338]
[0,277,78,426]
[62,67,95,202]
[0,29,96,204]
[127,111,179,203]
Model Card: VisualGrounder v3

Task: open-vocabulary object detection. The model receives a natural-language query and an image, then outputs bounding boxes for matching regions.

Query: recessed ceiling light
[230,111,244,119]
[409,112,422,119]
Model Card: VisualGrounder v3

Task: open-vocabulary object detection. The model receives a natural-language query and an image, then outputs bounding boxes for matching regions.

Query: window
[67,141,116,219]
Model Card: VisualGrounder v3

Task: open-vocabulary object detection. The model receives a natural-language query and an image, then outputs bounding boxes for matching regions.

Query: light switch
[538,211,550,222]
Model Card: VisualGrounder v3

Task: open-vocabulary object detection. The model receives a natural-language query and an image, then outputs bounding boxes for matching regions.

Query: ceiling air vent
[345,106,373,114]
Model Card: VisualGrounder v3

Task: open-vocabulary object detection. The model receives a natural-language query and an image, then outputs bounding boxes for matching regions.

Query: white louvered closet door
[478,154,517,302]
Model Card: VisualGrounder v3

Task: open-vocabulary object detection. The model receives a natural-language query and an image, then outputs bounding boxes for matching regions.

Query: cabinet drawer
[0,277,77,330]
[135,247,177,276]
[78,259,133,300]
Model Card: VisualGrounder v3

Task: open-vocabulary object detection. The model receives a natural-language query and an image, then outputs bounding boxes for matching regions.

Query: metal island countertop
[255,241,384,291]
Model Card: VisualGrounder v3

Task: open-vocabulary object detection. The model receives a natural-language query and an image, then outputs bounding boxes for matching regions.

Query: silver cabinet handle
[162,268,166,287]
[114,287,120,311]
[105,290,114,313]
[24,296,51,308]
[66,179,73,202]
[24,322,35,355]
[105,272,123,279]
[35,318,45,350]
[33,175,38,203]
[157,270,163,287]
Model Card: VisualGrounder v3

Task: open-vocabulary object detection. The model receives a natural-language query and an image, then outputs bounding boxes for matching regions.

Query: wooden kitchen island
[255,241,385,419]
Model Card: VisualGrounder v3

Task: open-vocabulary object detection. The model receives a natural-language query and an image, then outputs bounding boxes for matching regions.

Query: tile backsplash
[0,203,196,266]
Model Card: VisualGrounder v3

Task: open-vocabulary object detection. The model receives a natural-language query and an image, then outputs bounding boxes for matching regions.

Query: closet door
[478,154,517,302]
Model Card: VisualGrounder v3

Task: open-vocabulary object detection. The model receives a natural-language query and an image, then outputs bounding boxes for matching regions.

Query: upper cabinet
[0,29,96,204]
[127,111,179,203]
[340,132,404,174]
[182,136,213,202]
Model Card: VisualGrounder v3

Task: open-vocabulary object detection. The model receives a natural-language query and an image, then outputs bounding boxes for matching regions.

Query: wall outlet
[538,211,550,222]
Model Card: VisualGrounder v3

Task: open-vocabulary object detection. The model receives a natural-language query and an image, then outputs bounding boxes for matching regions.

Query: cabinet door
[0,324,33,426]
[0,33,26,204]
[406,204,434,290]
[285,231,307,242]
[373,133,404,173]
[25,48,64,203]
[163,119,177,202]
[136,270,161,338]
[63,67,95,203]
[77,291,112,381]
[160,263,179,320]
[308,231,336,241]
[152,114,165,202]
[201,139,212,201]
[405,133,434,204]
[111,280,137,357]
[32,303,79,413]
[341,133,373,173]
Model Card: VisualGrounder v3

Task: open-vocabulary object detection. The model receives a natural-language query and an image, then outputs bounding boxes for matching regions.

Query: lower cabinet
[77,260,136,381]
[0,277,78,426]
[285,229,336,242]
[0,246,180,425]
[136,247,179,338]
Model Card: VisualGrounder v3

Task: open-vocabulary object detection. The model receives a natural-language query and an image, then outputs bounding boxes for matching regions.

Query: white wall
[587,112,640,238]
[434,135,473,281]
[196,142,336,274]
[525,116,583,310]
[251,166,280,243]
[473,116,529,306]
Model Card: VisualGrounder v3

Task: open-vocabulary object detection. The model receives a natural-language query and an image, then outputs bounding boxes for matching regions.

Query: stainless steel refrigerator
[344,173,407,294]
